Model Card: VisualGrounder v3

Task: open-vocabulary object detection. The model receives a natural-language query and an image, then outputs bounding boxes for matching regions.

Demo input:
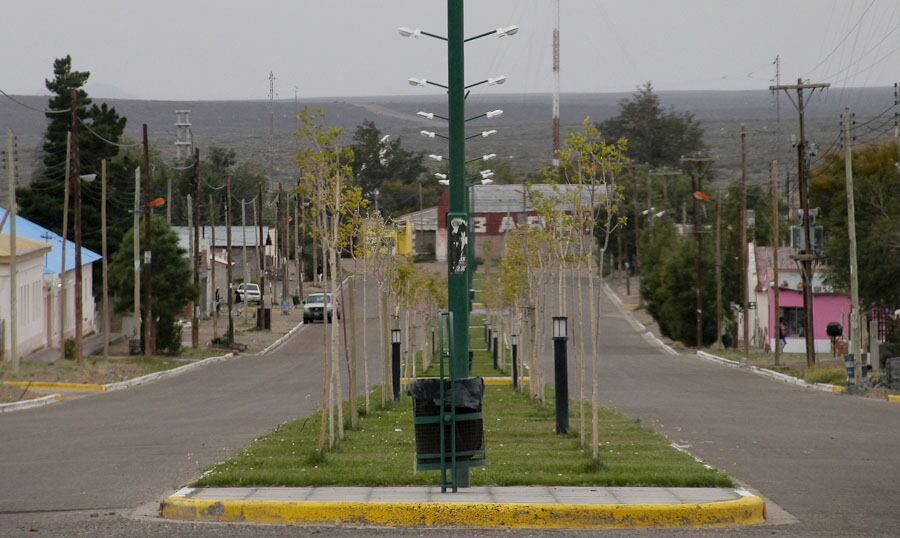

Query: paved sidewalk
[162,486,764,529]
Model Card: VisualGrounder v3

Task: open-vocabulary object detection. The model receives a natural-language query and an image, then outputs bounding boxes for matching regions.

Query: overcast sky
[2,1,898,101]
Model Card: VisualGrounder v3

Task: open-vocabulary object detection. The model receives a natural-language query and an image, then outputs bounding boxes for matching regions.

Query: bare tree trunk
[380,287,390,406]
[317,216,330,453]
[362,271,370,414]
[345,274,359,428]
[577,256,586,447]
[590,248,603,460]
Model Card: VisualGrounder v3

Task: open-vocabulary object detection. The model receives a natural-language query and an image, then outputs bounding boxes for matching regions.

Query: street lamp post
[552,316,569,434]
[392,328,401,401]
[511,334,519,389]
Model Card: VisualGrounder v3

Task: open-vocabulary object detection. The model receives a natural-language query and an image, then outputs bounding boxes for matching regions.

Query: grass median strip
[196,384,731,488]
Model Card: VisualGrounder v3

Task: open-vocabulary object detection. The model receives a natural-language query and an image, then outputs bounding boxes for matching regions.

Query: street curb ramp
[160,492,765,529]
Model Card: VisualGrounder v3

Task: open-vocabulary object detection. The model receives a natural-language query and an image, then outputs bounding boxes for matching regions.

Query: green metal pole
[447,0,470,489]
[448,0,469,379]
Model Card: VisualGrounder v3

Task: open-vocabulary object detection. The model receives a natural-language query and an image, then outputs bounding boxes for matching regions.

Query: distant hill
[1,87,894,204]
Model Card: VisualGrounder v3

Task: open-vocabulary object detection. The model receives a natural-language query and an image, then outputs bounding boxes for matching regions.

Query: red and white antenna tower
[551,0,561,167]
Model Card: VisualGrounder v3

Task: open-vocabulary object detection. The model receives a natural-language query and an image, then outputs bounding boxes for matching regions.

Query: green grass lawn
[706,348,848,386]
[196,385,731,488]
[0,348,216,384]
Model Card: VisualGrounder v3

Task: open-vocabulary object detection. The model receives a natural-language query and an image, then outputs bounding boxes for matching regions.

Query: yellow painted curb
[887,394,900,402]
[160,495,765,529]
[400,376,529,386]
[832,385,846,393]
[3,380,107,392]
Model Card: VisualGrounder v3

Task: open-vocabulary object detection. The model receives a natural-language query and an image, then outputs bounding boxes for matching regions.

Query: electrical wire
[806,0,877,77]
[0,88,70,115]
[77,117,141,148]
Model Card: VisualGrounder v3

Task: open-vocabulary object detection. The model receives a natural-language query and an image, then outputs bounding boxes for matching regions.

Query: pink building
[749,244,851,354]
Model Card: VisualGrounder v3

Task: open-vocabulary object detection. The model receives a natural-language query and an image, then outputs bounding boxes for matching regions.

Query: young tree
[108,216,195,354]
[559,118,628,460]
[296,107,353,451]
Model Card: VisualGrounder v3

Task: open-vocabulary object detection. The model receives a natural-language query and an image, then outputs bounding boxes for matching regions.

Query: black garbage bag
[408,377,484,411]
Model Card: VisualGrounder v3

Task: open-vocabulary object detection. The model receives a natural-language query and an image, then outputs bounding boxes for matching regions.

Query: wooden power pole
[226,172,234,344]
[60,133,71,361]
[771,160,781,365]
[740,125,749,366]
[101,159,110,359]
[682,154,715,348]
[714,190,722,349]
[192,149,200,348]
[70,89,83,364]
[141,124,153,356]
[770,79,830,367]
[210,194,218,341]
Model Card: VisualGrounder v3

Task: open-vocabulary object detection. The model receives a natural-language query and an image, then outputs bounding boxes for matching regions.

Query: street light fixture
[409,77,448,90]
[421,130,448,140]
[480,178,494,185]
[428,154,444,162]
[480,170,494,180]
[438,179,450,186]
[464,76,506,91]
[418,111,449,121]
[552,315,569,434]
[435,173,448,180]
[465,130,497,140]
[79,174,97,183]
[465,109,503,122]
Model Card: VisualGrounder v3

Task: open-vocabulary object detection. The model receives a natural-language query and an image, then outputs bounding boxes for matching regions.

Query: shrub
[63,338,76,360]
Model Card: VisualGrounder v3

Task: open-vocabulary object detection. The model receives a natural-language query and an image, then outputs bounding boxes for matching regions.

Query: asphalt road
[0,277,897,537]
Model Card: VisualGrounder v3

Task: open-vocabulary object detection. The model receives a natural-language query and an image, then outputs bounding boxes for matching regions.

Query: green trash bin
[409,377,485,470]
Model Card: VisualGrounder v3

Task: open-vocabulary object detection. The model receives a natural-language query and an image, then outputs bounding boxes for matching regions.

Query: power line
[78,117,141,148]
[0,88,70,115]
[806,0,877,77]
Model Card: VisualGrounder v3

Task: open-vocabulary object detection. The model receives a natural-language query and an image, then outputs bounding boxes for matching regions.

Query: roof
[171,226,270,252]
[754,245,800,289]
[0,234,52,262]
[398,207,438,231]
[0,208,101,274]
[469,183,608,213]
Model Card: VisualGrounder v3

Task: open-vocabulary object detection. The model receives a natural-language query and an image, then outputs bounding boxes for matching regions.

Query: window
[781,307,805,337]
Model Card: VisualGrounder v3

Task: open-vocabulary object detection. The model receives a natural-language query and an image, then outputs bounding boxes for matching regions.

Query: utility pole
[141,124,153,356]
[770,79,830,367]
[714,190,722,349]
[551,0,561,167]
[843,108,863,384]
[191,148,200,348]
[60,133,71,361]
[279,183,288,307]
[166,176,172,225]
[894,83,899,178]
[6,130,17,371]
[133,167,141,345]
[252,194,259,284]
[258,182,267,329]
[241,199,248,289]
[740,125,749,366]
[294,195,300,298]
[650,168,679,210]
[101,159,110,358]
[771,159,781,365]
[682,154,715,349]
[631,165,641,276]
[210,194,218,341]
[226,172,234,344]
[71,89,83,364]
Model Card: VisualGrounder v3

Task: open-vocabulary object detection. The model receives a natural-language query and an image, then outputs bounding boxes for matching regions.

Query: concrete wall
[0,251,48,358]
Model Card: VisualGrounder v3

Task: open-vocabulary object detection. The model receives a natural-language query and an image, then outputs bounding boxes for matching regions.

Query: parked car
[303,293,339,323]
[236,283,262,303]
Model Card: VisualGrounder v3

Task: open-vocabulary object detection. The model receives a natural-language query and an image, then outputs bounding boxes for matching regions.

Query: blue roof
[0,207,101,274]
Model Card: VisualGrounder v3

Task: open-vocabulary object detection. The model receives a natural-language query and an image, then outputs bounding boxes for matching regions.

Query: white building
[0,209,100,359]
[0,234,51,359]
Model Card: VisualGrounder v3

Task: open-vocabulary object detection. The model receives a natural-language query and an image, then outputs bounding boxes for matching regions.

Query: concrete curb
[160,489,765,529]
[602,282,679,356]
[0,393,62,413]
[3,380,107,392]
[695,351,841,393]
[258,320,305,356]
[400,376,530,386]
[104,353,235,392]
